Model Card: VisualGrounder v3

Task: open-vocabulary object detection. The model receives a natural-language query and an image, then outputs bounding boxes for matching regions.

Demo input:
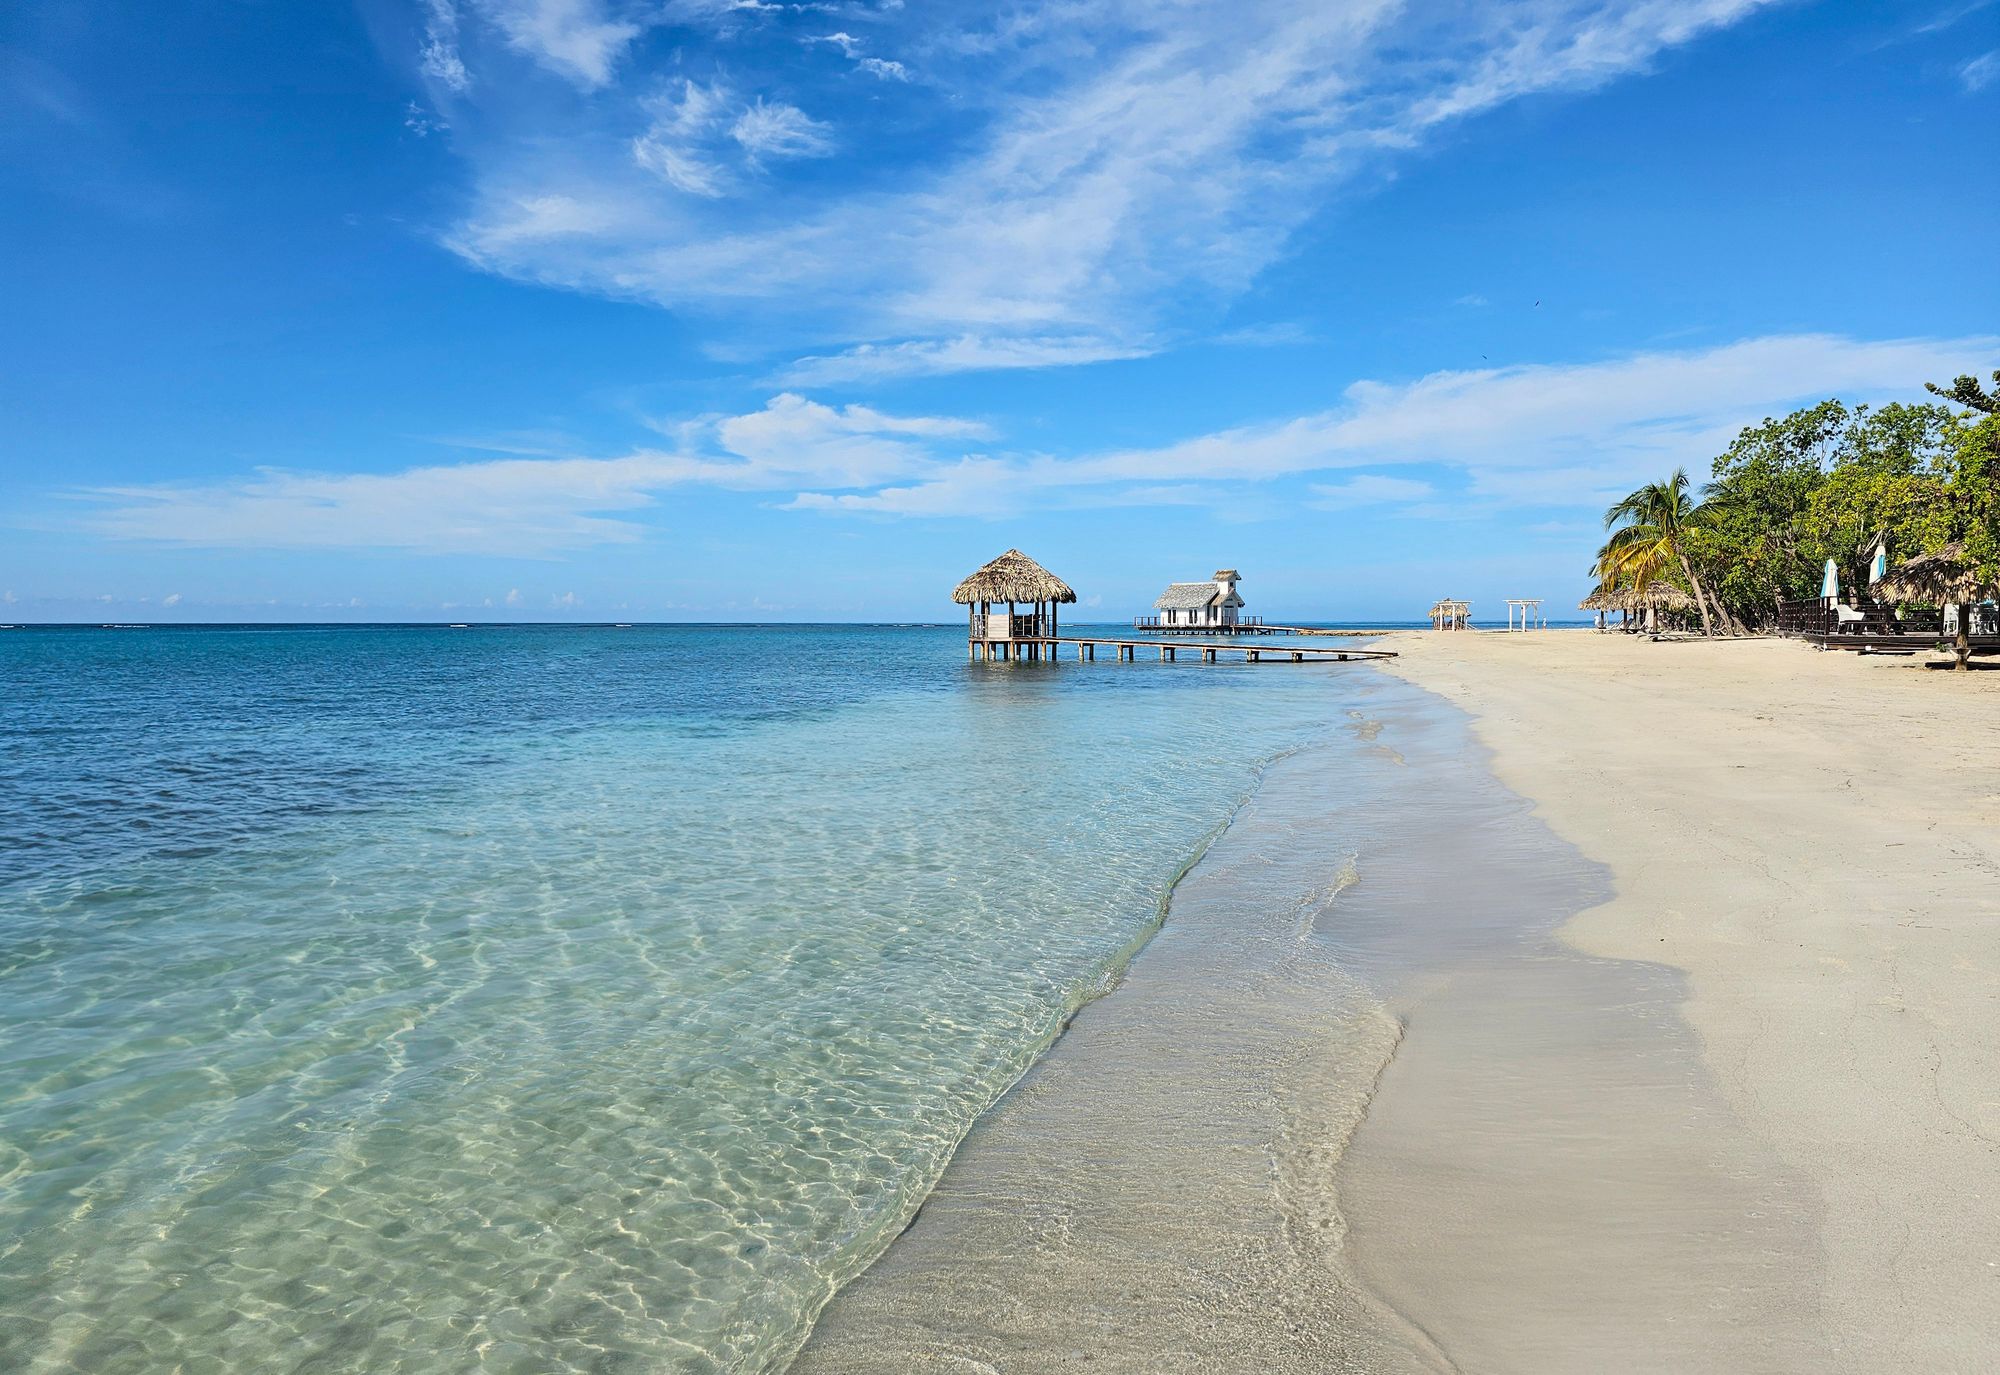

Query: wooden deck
[1802,631,2000,656]
[971,635,1395,664]
[1127,618,1376,637]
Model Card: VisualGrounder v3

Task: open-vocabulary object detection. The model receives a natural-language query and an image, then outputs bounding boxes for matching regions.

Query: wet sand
[793,668,1835,1371]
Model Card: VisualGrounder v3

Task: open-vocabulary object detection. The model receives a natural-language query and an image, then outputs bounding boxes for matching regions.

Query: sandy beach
[798,629,1998,1373]
[1375,629,2000,1370]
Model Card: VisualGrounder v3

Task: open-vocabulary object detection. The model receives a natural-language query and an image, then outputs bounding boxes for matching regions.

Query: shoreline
[786,629,2000,1371]
[791,664,1838,1369]
[789,676,1444,1371]
[1376,629,2000,1367]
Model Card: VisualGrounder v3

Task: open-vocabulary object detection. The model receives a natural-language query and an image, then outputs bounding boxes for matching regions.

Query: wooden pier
[951,549,1395,668]
[971,635,1394,664]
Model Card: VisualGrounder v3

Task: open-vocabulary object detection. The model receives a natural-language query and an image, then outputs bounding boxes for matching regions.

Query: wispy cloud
[777,334,1153,386]
[730,99,833,161]
[72,395,990,554]
[808,31,910,80]
[70,333,1996,544]
[786,333,2000,515]
[423,0,1787,377]
[1960,49,1999,91]
[474,0,642,89]
[628,83,830,196]
[419,0,471,92]
[1916,0,1998,37]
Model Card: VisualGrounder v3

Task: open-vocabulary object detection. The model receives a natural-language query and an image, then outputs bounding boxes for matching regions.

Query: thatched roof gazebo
[1625,582,1694,613]
[955,549,1076,662]
[1579,586,1619,630]
[1428,598,1470,632]
[1615,580,1695,632]
[1874,541,1999,670]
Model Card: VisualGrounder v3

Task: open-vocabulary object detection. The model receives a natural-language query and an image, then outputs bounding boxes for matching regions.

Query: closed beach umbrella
[1870,537,1888,587]
[1821,558,1839,600]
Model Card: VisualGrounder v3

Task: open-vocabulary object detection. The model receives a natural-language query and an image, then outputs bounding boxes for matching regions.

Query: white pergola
[1503,598,1545,631]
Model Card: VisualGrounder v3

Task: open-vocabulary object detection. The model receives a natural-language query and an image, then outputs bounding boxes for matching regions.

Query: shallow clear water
[0,624,1368,1374]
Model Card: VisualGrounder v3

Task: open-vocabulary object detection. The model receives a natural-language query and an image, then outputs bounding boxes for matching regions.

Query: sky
[3,0,1997,623]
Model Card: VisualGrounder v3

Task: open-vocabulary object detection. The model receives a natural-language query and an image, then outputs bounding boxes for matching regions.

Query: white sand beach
[1376,629,2000,1370]
[797,629,1997,1373]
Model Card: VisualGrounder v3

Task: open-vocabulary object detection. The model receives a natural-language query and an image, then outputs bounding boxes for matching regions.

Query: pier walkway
[1128,618,1373,637]
[972,635,1395,664]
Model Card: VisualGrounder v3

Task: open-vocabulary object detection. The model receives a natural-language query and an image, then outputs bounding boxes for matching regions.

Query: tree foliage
[1592,371,2000,632]
[1924,369,2000,415]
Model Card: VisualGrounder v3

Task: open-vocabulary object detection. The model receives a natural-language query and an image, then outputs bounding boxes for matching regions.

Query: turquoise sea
[0,624,1387,1374]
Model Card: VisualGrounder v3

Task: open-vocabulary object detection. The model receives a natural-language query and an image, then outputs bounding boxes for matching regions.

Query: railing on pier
[1130,615,1263,632]
[971,612,1052,639]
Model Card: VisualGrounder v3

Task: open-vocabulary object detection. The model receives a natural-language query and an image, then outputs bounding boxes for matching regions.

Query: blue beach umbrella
[1821,558,1839,600]
[1870,537,1888,587]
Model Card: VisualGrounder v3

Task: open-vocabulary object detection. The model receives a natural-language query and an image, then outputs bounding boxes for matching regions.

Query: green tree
[1692,400,1845,625]
[1924,369,2000,416]
[1601,468,1718,635]
[1802,402,1956,590]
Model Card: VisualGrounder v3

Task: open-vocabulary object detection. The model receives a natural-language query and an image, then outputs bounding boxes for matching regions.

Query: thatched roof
[1579,588,1619,611]
[951,549,1077,605]
[1624,582,1694,611]
[1872,542,1999,605]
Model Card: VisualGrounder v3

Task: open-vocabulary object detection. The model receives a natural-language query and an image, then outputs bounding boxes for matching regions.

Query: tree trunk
[1675,549,1717,636]
[1954,603,1971,671]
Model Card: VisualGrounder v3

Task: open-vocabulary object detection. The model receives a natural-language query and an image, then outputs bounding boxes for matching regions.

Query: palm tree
[1600,469,1719,636]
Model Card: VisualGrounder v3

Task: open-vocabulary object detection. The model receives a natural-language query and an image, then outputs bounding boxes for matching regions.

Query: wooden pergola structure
[954,549,1078,662]
[1503,598,1544,631]
[1428,598,1471,631]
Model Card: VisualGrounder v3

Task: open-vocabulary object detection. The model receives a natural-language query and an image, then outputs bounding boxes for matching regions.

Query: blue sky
[3,0,1996,623]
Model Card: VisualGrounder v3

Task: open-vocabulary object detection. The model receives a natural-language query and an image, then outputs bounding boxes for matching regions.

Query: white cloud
[161,592,183,606]
[71,333,1991,543]
[730,100,833,161]
[808,31,910,80]
[72,395,989,552]
[1961,50,1999,91]
[628,84,830,197]
[779,333,1152,386]
[433,0,1786,375]
[419,0,472,92]
[632,82,736,196]
[786,333,2000,515]
[473,0,640,89]
[505,587,523,605]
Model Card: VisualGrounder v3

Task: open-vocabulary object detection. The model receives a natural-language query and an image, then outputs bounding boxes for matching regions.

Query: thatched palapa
[952,549,1077,606]
[1874,541,1999,670]
[1428,598,1471,631]
[1579,588,1619,612]
[1872,542,1998,607]
[1622,581,1694,612]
